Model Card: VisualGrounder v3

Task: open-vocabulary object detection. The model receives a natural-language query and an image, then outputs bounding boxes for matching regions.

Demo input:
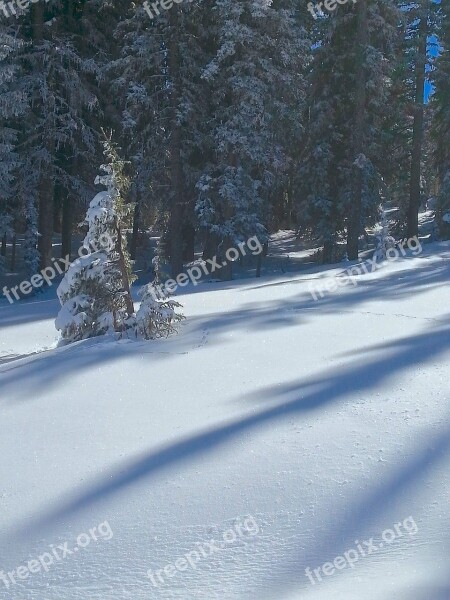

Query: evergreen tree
[197,0,309,277]
[373,204,396,260]
[112,0,208,276]
[135,282,184,339]
[298,0,400,262]
[56,139,183,343]
[56,140,136,342]
[16,0,102,270]
[401,0,436,239]
[431,0,450,237]
[0,23,27,265]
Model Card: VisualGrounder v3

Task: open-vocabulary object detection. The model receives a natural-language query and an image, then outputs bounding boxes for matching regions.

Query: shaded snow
[0,241,449,599]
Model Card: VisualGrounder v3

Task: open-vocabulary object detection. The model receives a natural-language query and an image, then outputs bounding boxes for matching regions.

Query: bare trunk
[202,233,218,262]
[182,200,195,262]
[10,234,16,271]
[61,194,72,262]
[53,183,62,233]
[407,8,427,239]
[323,239,334,264]
[256,253,262,278]
[130,194,140,261]
[38,179,54,270]
[347,0,368,260]
[33,2,54,271]
[168,10,184,278]
[114,219,135,317]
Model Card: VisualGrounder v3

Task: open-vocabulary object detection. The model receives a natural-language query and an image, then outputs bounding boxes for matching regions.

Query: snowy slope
[0,241,449,600]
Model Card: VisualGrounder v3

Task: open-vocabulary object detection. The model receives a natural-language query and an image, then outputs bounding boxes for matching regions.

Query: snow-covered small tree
[373,204,396,261]
[134,284,184,340]
[56,139,183,343]
[56,140,136,342]
[131,233,184,340]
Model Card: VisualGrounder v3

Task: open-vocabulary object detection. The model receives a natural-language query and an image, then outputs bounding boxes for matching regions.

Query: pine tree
[0,23,27,265]
[135,283,184,339]
[373,204,396,261]
[298,0,400,262]
[16,0,102,270]
[112,0,208,276]
[56,139,136,342]
[431,0,450,237]
[56,138,183,343]
[197,0,309,277]
[402,0,434,239]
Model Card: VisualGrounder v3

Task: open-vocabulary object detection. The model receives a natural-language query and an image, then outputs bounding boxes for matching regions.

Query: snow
[0,240,450,599]
[55,295,92,333]
[56,253,110,301]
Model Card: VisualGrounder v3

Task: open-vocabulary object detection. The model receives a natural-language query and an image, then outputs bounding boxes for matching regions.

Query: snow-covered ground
[1,239,449,599]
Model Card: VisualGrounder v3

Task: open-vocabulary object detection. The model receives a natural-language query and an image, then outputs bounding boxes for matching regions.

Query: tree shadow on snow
[180,256,450,347]
[7,317,450,559]
[0,296,60,329]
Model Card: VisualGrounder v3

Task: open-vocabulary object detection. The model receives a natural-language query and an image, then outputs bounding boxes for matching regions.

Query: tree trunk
[37,172,55,270]
[10,234,16,271]
[407,7,427,239]
[61,194,72,262]
[218,236,233,281]
[323,239,334,264]
[130,193,140,261]
[256,253,262,278]
[32,1,54,271]
[114,219,135,317]
[347,0,368,260]
[38,180,54,270]
[53,183,62,233]
[202,233,218,262]
[182,210,195,263]
[168,9,184,278]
